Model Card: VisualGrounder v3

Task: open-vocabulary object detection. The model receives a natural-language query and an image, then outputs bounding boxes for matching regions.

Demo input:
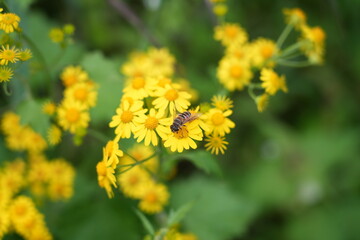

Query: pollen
[144,116,159,130]
[230,65,243,78]
[131,77,145,89]
[165,89,179,101]
[120,110,134,123]
[211,112,225,126]
[174,126,189,139]
[74,87,88,101]
[66,108,80,123]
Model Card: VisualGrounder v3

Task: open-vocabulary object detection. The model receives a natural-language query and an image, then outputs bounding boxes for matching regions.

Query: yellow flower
[42,101,56,115]
[8,196,36,228]
[0,66,13,82]
[260,68,287,95]
[217,56,253,91]
[57,99,90,133]
[176,78,199,103]
[163,118,203,153]
[301,25,326,64]
[133,108,172,146]
[122,144,159,173]
[147,47,175,77]
[256,94,269,112]
[213,4,228,17]
[121,51,152,78]
[225,43,252,62]
[60,65,89,88]
[27,223,53,240]
[49,27,64,43]
[0,13,20,33]
[211,95,233,111]
[109,100,147,139]
[0,45,20,65]
[27,159,50,197]
[283,8,307,28]
[63,24,75,35]
[205,108,235,136]
[123,76,154,100]
[138,183,169,214]
[96,157,117,198]
[47,125,62,145]
[22,127,48,153]
[0,208,10,239]
[118,167,153,199]
[18,49,32,61]
[153,76,172,88]
[64,82,98,109]
[103,140,124,169]
[152,84,191,115]
[205,134,229,155]
[250,38,278,68]
[214,23,248,47]
[1,111,20,134]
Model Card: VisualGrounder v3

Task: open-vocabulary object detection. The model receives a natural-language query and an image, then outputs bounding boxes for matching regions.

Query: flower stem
[3,82,11,96]
[276,23,294,49]
[277,41,304,59]
[276,59,313,67]
[87,128,109,143]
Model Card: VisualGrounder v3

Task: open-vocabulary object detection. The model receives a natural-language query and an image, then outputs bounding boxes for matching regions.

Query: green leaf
[134,208,155,236]
[16,99,50,137]
[167,201,194,227]
[80,52,123,124]
[170,175,257,240]
[181,150,222,177]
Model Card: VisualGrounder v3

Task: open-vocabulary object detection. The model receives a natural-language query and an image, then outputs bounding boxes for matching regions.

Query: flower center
[132,77,145,89]
[2,14,17,25]
[2,50,16,60]
[174,126,189,139]
[144,191,158,203]
[64,75,77,87]
[157,77,171,87]
[230,65,243,78]
[312,27,325,43]
[211,136,223,147]
[66,108,80,123]
[261,46,274,59]
[225,26,238,38]
[120,110,134,123]
[74,87,88,101]
[165,89,178,101]
[129,175,139,185]
[144,116,159,130]
[14,205,27,216]
[211,112,225,126]
[96,161,107,176]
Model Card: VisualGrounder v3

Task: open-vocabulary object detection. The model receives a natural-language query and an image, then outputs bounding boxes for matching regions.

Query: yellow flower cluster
[1,112,48,153]
[0,154,75,239]
[96,49,237,215]
[51,65,98,140]
[49,23,75,45]
[0,9,32,83]
[213,8,326,112]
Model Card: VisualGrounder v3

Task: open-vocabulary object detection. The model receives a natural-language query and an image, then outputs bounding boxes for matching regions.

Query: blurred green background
[1,0,360,239]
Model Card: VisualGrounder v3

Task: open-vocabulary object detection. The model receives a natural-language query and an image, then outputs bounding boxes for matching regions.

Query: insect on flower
[170,111,201,133]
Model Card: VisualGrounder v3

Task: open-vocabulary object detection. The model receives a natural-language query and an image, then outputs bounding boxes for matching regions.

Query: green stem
[276,23,294,49]
[276,41,304,59]
[21,34,52,83]
[277,59,313,67]
[118,152,157,174]
[247,84,257,100]
[3,82,11,96]
[87,128,109,143]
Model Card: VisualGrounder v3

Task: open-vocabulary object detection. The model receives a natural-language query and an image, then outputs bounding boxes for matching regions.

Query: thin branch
[107,0,161,47]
